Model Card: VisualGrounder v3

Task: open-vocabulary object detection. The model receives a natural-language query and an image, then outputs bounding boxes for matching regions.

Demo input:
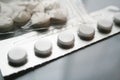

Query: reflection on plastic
[0,70,4,80]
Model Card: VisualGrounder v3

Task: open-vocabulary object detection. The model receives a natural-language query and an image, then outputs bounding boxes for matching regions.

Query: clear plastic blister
[0,0,120,78]
[0,0,73,37]
[0,0,84,76]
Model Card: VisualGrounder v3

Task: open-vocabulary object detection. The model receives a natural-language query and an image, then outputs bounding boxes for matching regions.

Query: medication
[33,3,45,13]
[114,13,120,26]
[57,32,75,49]
[78,25,95,40]
[31,12,50,29]
[34,39,52,58]
[48,9,67,25]
[0,0,119,77]
[0,16,14,32]
[7,48,27,67]
[42,0,60,11]
[97,19,113,33]
[13,11,31,26]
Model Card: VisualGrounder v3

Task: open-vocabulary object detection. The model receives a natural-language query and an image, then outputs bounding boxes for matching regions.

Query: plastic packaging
[0,0,120,78]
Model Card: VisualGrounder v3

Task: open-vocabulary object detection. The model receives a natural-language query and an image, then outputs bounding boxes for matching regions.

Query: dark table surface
[5,0,120,80]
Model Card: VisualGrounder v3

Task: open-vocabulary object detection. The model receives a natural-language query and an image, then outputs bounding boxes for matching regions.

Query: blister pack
[0,0,120,77]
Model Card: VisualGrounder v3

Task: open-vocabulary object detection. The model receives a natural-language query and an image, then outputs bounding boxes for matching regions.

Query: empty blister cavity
[78,25,95,40]
[7,48,27,67]
[34,39,52,58]
[57,32,75,49]
[97,19,113,33]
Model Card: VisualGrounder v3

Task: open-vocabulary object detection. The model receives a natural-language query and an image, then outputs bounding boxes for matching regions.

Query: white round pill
[114,13,120,26]
[57,32,75,49]
[97,19,113,33]
[34,39,52,58]
[13,11,31,23]
[8,48,27,66]
[48,9,67,25]
[31,12,50,28]
[78,25,95,40]
[0,16,14,32]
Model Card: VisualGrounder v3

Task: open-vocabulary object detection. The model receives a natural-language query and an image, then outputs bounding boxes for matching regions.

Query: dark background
[3,0,120,80]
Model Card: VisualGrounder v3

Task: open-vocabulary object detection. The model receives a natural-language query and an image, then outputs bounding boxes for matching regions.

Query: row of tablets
[7,13,120,67]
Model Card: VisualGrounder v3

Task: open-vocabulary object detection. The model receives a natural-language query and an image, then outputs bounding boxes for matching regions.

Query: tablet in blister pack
[0,0,120,78]
[0,0,83,76]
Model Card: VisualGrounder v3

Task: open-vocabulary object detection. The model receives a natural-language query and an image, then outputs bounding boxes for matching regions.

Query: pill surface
[33,3,45,13]
[114,13,120,26]
[0,16,14,33]
[7,48,27,67]
[34,39,52,58]
[48,9,67,25]
[42,0,60,11]
[13,11,31,26]
[97,19,113,33]
[57,32,75,49]
[78,25,95,40]
[31,12,50,29]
